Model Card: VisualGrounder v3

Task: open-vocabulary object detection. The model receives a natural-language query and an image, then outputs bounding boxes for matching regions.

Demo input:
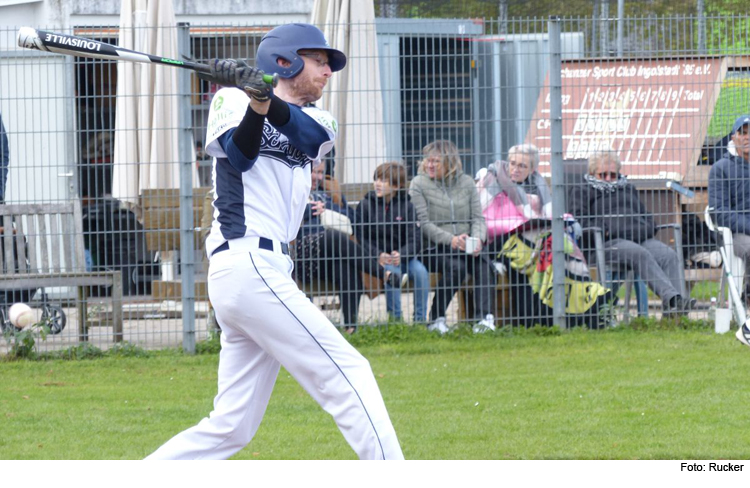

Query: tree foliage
[374,0,749,56]
[704,0,747,15]
[375,0,746,20]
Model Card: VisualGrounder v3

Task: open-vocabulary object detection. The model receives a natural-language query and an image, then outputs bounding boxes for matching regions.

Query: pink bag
[483,193,528,242]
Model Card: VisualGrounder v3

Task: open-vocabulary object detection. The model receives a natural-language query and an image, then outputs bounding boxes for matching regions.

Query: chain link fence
[0,13,748,353]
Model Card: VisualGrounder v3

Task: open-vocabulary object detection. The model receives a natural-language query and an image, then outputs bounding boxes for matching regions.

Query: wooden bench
[0,201,123,342]
[140,187,211,300]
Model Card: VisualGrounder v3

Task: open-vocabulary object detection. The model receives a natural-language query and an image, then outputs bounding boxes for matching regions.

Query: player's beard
[289,70,326,104]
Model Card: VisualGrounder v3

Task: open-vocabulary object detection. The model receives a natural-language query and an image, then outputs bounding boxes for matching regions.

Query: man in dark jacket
[568,150,691,316]
[355,162,429,322]
[708,114,750,347]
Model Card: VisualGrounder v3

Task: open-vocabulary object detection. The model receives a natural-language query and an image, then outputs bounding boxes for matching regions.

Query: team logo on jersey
[261,125,309,168]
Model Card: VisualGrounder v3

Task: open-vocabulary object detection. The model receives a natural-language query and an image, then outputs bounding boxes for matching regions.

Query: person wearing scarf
[480,144,609,328]
[568,150,693,317]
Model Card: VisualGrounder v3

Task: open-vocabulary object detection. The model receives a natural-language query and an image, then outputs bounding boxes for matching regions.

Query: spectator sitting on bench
[409,139,496,334]
[354,161,430,323]
[478,144,610,328]
[294,161,398,333]
[567,150,694,317]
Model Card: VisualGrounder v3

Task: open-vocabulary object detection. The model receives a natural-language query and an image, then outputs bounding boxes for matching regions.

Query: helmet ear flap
[268,50,304,79]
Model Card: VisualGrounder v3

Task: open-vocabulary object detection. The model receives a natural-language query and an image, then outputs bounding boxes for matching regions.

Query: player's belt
[212,238,289,256]
[258,237,290,255]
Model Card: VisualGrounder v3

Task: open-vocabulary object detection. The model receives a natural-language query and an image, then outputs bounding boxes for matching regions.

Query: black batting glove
[199,58,240,86]
[199,59,271,102]
[235,60,271,102]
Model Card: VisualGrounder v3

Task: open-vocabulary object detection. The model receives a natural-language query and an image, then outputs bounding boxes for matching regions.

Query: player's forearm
[266,95,290,126]
[231,104,267,162]
[249,98,270,115]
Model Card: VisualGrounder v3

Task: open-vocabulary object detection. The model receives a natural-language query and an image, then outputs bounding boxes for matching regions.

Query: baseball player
[146,23,403,460]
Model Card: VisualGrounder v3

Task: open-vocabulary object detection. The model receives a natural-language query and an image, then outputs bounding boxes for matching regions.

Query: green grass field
[1,323,749,460]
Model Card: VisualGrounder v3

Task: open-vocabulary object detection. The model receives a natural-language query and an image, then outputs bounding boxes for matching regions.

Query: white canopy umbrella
[310,0,386,184]
[112,0,195,217]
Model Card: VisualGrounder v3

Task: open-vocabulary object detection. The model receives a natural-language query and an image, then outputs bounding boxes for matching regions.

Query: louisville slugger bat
[16,26,278,87]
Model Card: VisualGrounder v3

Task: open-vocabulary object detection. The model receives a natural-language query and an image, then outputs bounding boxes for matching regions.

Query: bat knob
[17,27,42,51]
[262,73,279,87]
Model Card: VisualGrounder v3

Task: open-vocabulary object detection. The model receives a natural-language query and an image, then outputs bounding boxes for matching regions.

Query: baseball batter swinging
[146,23,403,460]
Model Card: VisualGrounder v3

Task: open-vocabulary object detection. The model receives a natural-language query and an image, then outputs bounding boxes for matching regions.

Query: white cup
[715,308,731,334]
[465,236,480,254]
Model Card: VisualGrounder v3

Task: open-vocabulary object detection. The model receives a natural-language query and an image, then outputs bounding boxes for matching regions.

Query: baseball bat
[16,26,278,87]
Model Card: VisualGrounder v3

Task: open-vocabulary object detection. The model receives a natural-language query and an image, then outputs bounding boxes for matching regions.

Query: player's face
[312,163,326,189]
[733,124,750,160]
[423,153,445,180]
[289,49,332,104]
[374,178,397,200]
[508,153,532,183]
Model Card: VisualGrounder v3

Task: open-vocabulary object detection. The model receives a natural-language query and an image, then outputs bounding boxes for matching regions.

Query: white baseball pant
[146,245,404,460]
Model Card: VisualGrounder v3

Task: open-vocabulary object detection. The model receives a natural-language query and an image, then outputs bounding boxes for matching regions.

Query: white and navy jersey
[204,87,336,257]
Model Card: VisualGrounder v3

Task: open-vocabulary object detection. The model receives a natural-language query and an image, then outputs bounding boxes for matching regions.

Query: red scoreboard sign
[527,57,725,180]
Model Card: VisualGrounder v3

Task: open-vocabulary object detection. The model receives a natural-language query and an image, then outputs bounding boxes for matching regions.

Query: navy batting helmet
[255,23,347,79]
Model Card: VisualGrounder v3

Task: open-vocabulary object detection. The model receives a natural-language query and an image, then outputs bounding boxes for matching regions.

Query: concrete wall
[0,50,73,204]
[0,0,314,33]
[68,0,314,16]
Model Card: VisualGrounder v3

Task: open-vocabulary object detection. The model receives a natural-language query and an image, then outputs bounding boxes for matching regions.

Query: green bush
[195,331,222,355]
[41,343,105,361]
[2,321,50,361]
[107,342,149,358]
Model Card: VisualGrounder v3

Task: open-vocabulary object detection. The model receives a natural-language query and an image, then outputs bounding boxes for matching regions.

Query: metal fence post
[600,0,609,56]
[178,22,196,354]
[548,16,566,330]
[697,0,706,54]
[617,0,624,57]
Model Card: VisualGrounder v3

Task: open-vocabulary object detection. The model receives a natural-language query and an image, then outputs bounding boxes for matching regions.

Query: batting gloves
[200,59,272,102]
[235,60,272,102]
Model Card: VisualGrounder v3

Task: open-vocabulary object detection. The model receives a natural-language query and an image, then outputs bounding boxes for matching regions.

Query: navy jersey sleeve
[218,129,257,173]
[271,104,331,159]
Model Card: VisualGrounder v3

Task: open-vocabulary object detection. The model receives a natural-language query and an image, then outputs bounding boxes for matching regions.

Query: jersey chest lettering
[261,125,310,168]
